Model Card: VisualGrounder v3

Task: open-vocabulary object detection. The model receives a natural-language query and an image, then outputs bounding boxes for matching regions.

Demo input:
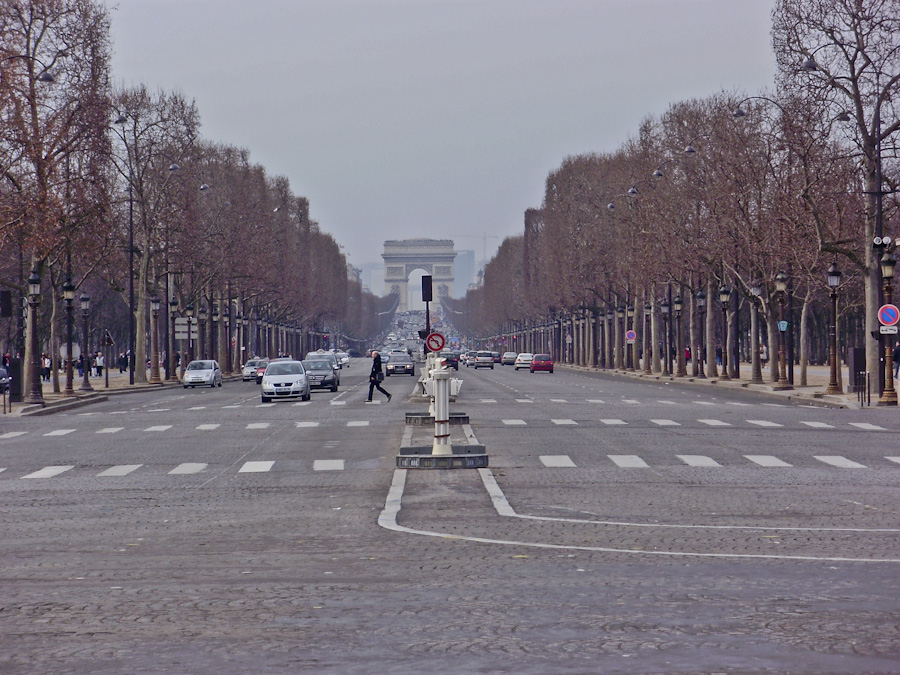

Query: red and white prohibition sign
[426,332,446,352]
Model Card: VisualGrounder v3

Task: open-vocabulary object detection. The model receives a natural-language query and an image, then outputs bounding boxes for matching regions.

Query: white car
[335,351,350,367]
[473,351,494,369]
[241,358,261,381]
[514,353,534,370]
[261,360,310,402]
[183,360,223,388]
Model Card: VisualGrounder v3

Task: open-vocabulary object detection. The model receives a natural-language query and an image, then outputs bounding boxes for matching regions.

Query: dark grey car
[302,359,339,392]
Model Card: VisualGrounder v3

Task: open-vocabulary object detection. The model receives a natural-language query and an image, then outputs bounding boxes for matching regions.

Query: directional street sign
[880,325,899,334]
[425,332,445,352]
[174,317,199,340]
[878,304,900,326]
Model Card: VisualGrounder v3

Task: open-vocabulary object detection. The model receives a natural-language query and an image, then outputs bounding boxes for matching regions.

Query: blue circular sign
[878,304,900,326]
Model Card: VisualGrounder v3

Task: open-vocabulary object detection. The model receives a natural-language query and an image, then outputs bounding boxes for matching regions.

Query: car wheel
[183,384,188,388]
[331,385,338,392]
[550,368,554,373]
[385,372,391,377]
[302,392,311,401]
[261,396,270,403]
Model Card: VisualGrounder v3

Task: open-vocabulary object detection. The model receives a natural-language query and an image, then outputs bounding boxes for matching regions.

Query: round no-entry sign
[878,304,900,326]
[425,332,445,352]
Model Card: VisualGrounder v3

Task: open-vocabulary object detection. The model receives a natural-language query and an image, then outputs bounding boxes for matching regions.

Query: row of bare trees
[1,0,387,397]
[450,0,899,392]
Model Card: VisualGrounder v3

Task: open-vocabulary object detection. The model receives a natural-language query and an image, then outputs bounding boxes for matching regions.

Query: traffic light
[422,275,433,302]
[418,329,428,340]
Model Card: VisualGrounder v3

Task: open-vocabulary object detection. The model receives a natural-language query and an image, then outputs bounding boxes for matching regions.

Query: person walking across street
[366,350,391,403]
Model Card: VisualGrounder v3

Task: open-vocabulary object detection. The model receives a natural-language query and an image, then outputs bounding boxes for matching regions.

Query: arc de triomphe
[383,239,456,312]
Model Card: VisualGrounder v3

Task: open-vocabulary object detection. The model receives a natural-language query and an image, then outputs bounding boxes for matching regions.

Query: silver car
[242,358,261,381]
[183,360,223,388]
[261,360,310,402]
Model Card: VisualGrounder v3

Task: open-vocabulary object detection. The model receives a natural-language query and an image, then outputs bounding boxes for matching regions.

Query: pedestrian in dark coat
[366,351,391,402]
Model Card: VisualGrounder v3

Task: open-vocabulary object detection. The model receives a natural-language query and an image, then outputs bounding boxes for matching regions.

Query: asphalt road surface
[2,359,898,673]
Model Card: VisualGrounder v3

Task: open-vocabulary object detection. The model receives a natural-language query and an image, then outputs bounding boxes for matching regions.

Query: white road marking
[44,429,76,436]
[22,465,74,479]
[292,401,311,406]
[815,456,867,469]
[256,403,275,408]
[238,460,274,473]
[745,455,792,467]
[480,399,497,403]
[296,421,320,428]
[314,459,344,471]
[622,399,640,404]
[693,401,716,406]
[222,405,241,409]
[96,427,123,434]
[330,401,347,406]
[540,455,576,468]
[849,422,887,431]
[98,464,142,477]
[246,423,270,429]
[725,401,751,406]
[698,419,730,427]
[502,419,527,426]
[550,399,568,403]
[600,419,627,425]
[650,419,680,426]
[147,408,170,412]
[516,399,534,403]
[658,400,677,405]
[586,399,605,404]
[608,455,648,468]
[169,463,207,474]
[677,455,721,467]
[0,431,28,439]
[801,421,834,429]
[368,469,900,563]
[761,403,787,408]
[887,457,900,465]
[188,406,206,410]
[747,420,783,428]
[144,425,172,432]
[196,424,220,431]
[551,419,577,425]
[347,421,369,427]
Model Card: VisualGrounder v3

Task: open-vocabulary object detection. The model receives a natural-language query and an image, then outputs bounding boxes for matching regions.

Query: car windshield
[302,360,333,372]
[244,360,258,368]
[535,355,550,361]
[267,362,304,376]
[390,354,412,363]
[187,361,213,370]
[477,352,492,357]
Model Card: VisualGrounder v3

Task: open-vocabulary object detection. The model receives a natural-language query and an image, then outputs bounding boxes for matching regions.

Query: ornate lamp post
[167,298,179,381]
[718,285,731,381]
[643,301,653,374]
[673,295,686,377]
[696,290,706,378]
[240,313,248,361]
[25,269,44,405]
[185,303,195,366]
[63,277,76,396]
[825,262,843,396]
[224,309,232,373]
[775,272,792,389]
[877,254,896,405]
[749,282,764,384]
[149,296,161,384]
[79,293,93,392]
[660,299,670,377]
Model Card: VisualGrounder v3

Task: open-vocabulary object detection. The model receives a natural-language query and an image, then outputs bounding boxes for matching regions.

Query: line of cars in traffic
[178,349,351,403]
[460,350,554,373]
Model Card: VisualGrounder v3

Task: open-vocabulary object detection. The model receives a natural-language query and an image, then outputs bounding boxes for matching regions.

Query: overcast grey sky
[107,0,777,278]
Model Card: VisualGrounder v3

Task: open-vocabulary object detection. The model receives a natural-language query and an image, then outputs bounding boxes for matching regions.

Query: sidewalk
[3,368,244,417]
[560,361,864,409]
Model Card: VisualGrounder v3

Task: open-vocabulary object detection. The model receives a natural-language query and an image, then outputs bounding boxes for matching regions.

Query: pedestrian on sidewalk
[366,350,391,403]
[96,352,104,377]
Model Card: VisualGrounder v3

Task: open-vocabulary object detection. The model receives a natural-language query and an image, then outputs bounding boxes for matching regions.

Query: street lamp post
[660,300,670,377]
[78,293,93,392]
[749,283,764,385]
[825,262,843,396]
[149,296,161,384]
[224,309,232,373]
[185,303,194,367]
[167,298,179,381]
[775,272,792,389]
[674,295,686,377]
[63,277,76,396]
[696,290,706,378]
[643,301,653,375]
[616,306,625,369]
[198,306,208,359]
[25,269,44,405]
[718,285,731,381]
[877,254,896,405]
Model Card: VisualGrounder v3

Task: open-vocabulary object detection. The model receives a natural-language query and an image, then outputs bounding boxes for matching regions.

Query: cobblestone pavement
[1,362,898,673]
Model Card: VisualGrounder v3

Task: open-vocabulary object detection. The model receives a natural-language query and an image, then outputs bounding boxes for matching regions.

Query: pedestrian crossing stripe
[745,455,792,467]
[97,464,142,477]
[22,465,74,478]
[801,421,834,429]
[502,419,527,425]
[347,421,369,427]
[246,423,269,429]
[677,455,721,467]
[43,429,76,436]
[314,460,344,471]
[651,419,680,426]
[540,455,576,467]
[238,461,274,473]
[849,422,887,431]
[747,420,783,427]
[196,424,220,431]
[814,456,867,468]
[97,427,123,434]
[144,425,172,432]
[169,463,207,474]
[0,431,27,439]
[296,421,320,428]
[551,419,577,425]
[600,419,627,425]
[698,419,730,426]
[608,455,649,468]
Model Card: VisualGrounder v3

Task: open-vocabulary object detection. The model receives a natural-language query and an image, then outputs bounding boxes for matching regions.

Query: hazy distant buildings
[454,250,475,297]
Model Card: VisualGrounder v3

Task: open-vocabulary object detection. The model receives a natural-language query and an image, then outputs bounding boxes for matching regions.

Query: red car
[254,359,270,384]
[530,354,554,373]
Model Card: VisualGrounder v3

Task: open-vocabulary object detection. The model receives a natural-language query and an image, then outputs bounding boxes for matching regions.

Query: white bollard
[431,367,452,456]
